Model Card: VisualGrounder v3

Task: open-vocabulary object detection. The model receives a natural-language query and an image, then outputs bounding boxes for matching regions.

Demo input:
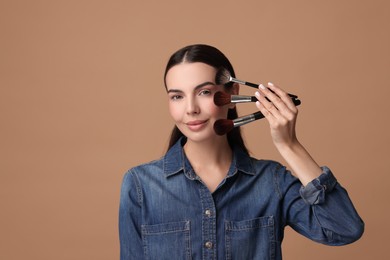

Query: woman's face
[165,62,235,143]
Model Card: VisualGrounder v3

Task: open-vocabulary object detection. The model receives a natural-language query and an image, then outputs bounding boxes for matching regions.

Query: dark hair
[164,44,249,155]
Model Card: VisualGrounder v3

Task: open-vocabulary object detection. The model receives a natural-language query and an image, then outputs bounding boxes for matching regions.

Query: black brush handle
[293,98,301,106]
[244,81,259,88]
[243,80,298,99]
[253,111,265,120]
[233,95,301,106]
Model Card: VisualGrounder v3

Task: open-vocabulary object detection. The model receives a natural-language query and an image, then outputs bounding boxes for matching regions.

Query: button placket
[198,184,217,258]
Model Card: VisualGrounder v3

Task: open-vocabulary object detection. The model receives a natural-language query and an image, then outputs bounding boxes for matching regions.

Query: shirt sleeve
[299,166,338,205]
[277,165,364,246]
[118,170,144,260]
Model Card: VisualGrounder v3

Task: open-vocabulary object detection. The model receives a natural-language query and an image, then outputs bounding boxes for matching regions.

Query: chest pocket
[141,220,192,260]
[225,216,275,260]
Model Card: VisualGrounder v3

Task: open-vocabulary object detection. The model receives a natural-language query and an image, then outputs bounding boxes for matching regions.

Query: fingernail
[268,82,274,87]
[255,91,260,97]
[256,101,261,106]
[259,84,266,90]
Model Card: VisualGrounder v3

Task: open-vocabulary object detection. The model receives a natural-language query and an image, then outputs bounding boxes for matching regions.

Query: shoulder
[233,146,284,177]
[250,157,281,168]
[121,157,165,184]
[120,157,165,199]
[248,156,299,192]
[126,156,164,175]
[248,156,286,176]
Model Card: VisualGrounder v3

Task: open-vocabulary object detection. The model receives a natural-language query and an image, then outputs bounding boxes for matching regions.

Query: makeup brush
[216,68,298,99]
[214,91,302,107]
[214,112,264,135]
[214,91,257,106]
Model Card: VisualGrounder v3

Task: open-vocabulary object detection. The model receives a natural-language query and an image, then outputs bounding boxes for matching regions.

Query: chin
[180,128,218,143]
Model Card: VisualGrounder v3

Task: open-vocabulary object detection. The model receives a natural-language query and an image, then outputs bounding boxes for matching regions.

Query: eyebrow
[167,81,215,93]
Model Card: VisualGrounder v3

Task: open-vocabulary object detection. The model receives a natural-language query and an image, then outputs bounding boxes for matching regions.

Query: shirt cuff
[299,166,337,205]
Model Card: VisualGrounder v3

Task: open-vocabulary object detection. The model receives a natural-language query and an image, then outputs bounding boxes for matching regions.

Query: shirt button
[205,241,213,249]
[205,209,211,217]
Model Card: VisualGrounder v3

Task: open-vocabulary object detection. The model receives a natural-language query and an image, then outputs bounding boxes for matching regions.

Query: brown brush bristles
[214,91,231,106]
[214,119,234,135]
[215,67,231,85]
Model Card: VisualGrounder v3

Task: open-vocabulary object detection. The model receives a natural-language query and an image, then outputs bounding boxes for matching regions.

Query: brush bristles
[214,119,234,135]
[214,91,231,106]
[215,67,231,85]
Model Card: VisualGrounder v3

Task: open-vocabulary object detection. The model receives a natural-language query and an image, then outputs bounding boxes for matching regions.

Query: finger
[255,94,290,132]
[255,90,280,119]
[255,100,276,124]
[267,82,298,112]
[257,84,288,119]
[258,83,289,112]
[260,83,298,121]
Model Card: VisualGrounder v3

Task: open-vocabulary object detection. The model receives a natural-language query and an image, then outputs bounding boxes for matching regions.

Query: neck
[183,136,233,169]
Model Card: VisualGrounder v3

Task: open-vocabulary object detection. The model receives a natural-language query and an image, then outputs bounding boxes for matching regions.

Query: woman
[119,44,364,259]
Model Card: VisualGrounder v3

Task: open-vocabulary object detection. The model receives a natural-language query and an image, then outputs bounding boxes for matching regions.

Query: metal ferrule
[230,77,246,85]
[231,95,253,103]
[233,114,256,127]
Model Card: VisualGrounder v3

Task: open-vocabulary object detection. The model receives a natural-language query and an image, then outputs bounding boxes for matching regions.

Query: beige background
[1,0,389,259]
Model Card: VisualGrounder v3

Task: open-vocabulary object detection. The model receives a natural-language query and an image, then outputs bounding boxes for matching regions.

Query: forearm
[276,140,322,186]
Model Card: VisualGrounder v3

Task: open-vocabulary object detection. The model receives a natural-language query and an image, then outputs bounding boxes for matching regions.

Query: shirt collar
[163,137,255,178]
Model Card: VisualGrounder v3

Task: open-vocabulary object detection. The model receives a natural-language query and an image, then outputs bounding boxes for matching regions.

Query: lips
[186,120,209,131]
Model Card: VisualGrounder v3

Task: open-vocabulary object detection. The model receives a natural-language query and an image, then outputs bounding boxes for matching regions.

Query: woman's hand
[254,82,299,150]
[255,82,322,185]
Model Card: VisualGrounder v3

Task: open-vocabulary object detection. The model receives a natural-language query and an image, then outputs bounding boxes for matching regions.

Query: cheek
[207,102,228,118]
[168,102,182,122]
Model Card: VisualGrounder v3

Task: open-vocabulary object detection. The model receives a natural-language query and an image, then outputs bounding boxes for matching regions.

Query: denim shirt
[119,138,364,260]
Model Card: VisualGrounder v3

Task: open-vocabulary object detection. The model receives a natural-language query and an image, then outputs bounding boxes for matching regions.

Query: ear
[228,83,240,109]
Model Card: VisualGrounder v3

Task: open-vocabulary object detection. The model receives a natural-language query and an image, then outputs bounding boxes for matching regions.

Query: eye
[170,95,183,100]
[199,89,212,96]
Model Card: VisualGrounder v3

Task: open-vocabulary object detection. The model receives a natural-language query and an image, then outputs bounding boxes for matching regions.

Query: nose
[186,97,200,115]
